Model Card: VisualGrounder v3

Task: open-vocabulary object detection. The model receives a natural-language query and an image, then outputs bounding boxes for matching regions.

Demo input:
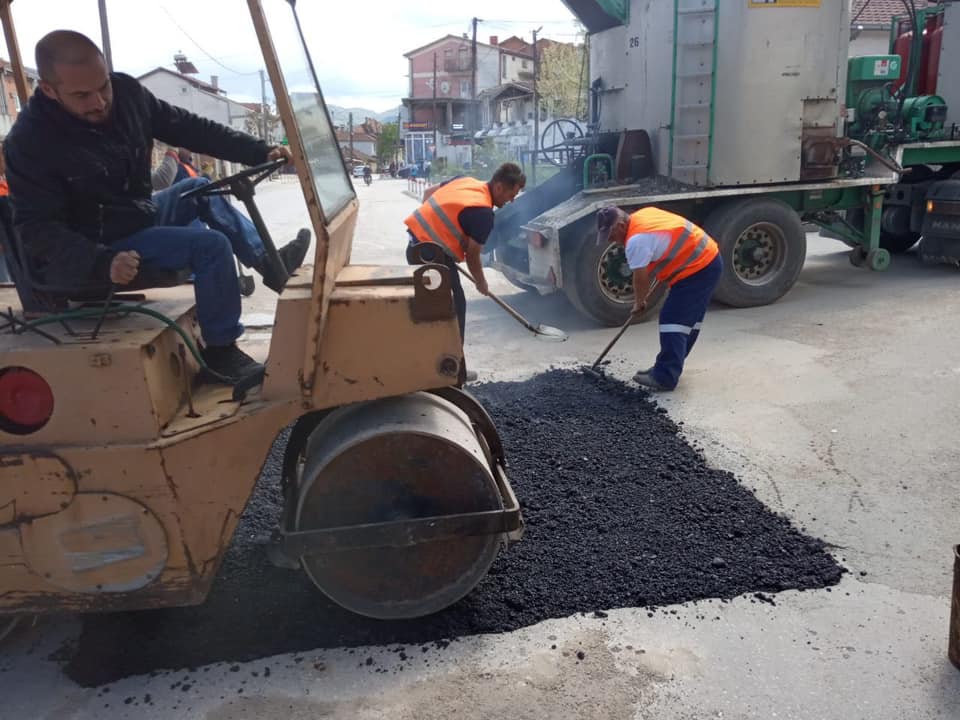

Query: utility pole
[348,112,354,167]
[396,107,402,165]
[471,17,480,166]
[98,0,113,71]
[432,51,438,162]
[259,69,268,141]
[532,27,542,187]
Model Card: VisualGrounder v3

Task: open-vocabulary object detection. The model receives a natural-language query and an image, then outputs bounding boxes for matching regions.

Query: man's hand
[474,274,490,296]
[267,145,292,163]
[632,300,647,315]
[110,251,140,285]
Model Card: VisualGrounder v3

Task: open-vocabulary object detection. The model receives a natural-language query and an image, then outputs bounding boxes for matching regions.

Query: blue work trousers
[112,177,266,346]
[649,254,723,390]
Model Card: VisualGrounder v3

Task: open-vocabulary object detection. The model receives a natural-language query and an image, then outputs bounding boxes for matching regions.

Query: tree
[377,122,400,164]
[537,38,588,121]
[244,103,282,143]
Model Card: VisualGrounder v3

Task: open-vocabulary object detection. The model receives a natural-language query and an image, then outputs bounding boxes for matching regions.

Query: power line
[159,4,260,76]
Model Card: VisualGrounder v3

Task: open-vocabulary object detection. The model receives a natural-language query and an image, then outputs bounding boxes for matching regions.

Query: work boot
[279,228,311,274]
[632,368,671,391]
[257,229,311,293]
[201,343,264,384]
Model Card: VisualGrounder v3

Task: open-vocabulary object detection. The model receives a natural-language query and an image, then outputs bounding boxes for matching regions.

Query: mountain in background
[327,105,403,127]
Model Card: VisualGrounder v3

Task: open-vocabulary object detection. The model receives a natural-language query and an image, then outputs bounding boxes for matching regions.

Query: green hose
[19,304,215,373]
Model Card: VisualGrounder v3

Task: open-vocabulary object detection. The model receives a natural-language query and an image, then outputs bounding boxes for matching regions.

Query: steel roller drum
[295,393,504,619]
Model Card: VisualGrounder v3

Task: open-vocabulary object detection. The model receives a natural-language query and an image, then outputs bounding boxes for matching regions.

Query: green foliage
[539,39,588,121]
[376,123,400,163]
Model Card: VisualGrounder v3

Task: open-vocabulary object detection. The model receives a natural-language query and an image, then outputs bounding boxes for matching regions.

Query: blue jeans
[649,254,724,390]
[112,178,266,346]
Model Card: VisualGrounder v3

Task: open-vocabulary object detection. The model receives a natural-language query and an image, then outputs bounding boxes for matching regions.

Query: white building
[137,67,253,134]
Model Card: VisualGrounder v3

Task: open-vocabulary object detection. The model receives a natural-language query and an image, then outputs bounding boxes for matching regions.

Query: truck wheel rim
[733,223,786,285]
[597,244,633,303]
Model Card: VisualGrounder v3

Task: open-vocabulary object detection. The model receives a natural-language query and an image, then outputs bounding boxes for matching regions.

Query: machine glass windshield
[263,0,355,218]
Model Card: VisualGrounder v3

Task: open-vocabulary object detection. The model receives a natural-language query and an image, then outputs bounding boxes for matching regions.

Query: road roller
[0,0,522,627]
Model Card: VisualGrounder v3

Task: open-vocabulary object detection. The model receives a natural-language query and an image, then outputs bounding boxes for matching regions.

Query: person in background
[0,145,9,283]
[174,147,200,183]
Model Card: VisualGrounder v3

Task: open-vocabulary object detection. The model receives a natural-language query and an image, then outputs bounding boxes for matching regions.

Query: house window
[501,55,506,78]
[460,80,471,98]
[458,47,469,71]
[522,59,529,69]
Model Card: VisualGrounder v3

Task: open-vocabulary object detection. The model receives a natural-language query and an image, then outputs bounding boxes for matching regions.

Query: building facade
[0,60,39,139]
[401,34,502,167]
[138,66,253,134]
[401,33,574,168]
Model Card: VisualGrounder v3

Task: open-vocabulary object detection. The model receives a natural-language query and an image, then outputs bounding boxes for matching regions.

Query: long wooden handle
[456,265,540,333]
[589,279,661,369]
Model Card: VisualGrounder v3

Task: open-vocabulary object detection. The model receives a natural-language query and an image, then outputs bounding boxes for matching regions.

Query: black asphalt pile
[65,369,842,686]
[598,174,698,194]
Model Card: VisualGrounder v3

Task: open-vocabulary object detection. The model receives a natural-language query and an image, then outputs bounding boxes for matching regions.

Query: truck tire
[704,198,806,308]
[562,232,667,326]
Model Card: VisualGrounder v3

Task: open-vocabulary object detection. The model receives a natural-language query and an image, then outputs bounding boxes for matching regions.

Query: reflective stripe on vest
[630,209,718,285]
[648,221,694,277]
[662,232,710,285]
[403,177,492,262]
[426,195,469,255]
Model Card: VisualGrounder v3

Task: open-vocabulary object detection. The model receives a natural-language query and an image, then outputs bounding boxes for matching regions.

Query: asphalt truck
[485,0,960,325]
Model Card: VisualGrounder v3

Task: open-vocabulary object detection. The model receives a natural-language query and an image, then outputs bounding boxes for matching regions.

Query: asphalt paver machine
[0,0,521,625]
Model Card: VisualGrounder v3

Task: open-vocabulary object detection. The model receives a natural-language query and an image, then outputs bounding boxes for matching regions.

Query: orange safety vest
[404,177,493,262]
[628,207,718,285]
[180,161,198,178]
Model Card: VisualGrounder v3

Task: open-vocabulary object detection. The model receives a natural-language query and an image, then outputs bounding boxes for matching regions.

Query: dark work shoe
[278,228,311,274]
[632,369,671,391]
[201,343,265,384]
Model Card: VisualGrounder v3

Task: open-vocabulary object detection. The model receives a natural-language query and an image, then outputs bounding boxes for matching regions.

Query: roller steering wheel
[179,157,292,294]
[179,157,287,200]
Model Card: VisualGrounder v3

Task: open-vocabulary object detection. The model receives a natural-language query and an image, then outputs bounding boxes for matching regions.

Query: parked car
[396,164,415,179]
[351,165,370,178]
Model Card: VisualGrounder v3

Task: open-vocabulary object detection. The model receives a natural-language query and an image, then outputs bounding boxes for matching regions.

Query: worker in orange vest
[405,161,526,382]
[596,205,723,391]
[174,148,200,183]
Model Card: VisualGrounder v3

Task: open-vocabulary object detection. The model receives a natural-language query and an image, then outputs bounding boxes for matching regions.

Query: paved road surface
[3,177,959,719]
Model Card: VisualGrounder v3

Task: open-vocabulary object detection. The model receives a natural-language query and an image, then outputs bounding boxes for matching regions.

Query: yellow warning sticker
[748,0,820,7]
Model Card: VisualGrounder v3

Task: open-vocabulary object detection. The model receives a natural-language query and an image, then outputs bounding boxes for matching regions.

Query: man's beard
[55,92,111,124]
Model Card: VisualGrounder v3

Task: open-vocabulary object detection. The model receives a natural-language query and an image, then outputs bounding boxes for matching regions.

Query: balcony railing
[443,60,471,73]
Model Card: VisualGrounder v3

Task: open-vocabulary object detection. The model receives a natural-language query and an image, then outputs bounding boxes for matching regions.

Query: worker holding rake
[595,205,723,391]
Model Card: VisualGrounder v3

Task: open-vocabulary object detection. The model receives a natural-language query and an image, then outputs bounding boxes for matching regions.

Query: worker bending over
[595,205,723,391]
[405,161,525,381]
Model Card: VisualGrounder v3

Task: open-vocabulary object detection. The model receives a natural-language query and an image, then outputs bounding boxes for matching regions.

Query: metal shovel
[583,279,660,378]
[456,265,568,342]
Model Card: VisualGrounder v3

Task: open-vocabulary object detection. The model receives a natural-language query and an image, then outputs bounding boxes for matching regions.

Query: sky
[1,0,579,112]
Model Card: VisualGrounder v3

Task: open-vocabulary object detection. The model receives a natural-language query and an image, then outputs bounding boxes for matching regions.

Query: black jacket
[3,72,270,286]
